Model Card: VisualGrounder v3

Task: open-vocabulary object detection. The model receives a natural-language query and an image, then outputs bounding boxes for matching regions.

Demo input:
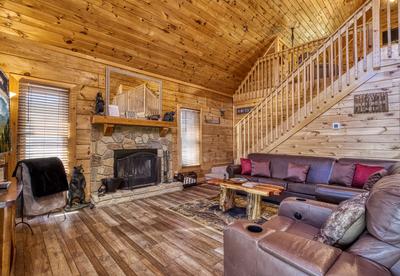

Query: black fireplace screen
[114,149,160,189]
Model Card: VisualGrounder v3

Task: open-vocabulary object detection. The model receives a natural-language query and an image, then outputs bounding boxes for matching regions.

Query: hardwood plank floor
[15,184,222,276]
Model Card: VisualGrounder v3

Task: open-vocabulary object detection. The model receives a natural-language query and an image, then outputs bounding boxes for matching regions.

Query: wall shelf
[91,115,176,137]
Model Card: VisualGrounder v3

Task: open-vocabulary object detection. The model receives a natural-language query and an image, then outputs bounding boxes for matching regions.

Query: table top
[207,178,283,197]
[0,178,22,208]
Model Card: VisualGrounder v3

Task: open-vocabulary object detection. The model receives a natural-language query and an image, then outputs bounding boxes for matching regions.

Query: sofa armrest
[278,197,337,228]
[224,220,275,276]
[257,231,342,276]
[226,164,242,178]
[315,184,365,204]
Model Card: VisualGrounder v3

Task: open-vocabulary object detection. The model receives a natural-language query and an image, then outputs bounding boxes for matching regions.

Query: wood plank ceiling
[0,0,366,94]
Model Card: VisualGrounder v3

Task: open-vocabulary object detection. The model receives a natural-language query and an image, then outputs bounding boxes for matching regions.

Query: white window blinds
[180,108,201,167]
[18,83,70,171]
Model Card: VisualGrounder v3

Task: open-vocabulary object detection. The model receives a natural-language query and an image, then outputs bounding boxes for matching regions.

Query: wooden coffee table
[207,179,283,220]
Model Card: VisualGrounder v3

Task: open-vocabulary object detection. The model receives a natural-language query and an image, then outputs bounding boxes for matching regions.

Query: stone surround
[90,124,174,198]
[91,182,183,206]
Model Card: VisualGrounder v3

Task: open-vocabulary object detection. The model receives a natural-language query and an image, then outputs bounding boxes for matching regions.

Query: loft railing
[234,0,398,162]
[233,38,324,102]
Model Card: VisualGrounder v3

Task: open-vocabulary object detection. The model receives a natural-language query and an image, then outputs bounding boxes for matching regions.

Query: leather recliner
[224,174,400,276]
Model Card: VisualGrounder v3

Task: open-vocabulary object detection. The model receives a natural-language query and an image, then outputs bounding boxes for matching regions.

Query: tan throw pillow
[363,169,387,191]
[315,192,369,246]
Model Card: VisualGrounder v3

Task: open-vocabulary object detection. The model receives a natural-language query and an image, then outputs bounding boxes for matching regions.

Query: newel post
[372,0,381,69]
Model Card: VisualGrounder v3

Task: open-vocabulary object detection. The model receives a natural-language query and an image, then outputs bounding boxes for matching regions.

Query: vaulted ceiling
[0,0,366,94]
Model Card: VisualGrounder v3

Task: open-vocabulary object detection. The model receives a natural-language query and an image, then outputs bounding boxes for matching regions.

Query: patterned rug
[168,195,279,232]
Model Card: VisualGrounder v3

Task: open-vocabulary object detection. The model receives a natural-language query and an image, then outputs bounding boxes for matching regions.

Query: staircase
[233,38,324,103]
[234,0,400,162]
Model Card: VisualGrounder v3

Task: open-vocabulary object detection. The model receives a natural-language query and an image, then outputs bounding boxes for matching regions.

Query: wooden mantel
[91,115,176,137]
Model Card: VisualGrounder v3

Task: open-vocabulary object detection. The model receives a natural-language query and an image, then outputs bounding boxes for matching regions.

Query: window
[180,108,201,167]
[18,83,70,171]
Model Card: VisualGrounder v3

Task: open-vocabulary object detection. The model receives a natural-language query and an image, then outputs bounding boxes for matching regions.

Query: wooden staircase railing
[234,0,398,162]
[233,38,324,102]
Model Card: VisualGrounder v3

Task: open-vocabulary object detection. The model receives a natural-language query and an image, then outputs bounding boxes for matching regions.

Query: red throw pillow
[240,158,252,175]
[352,164,384,188]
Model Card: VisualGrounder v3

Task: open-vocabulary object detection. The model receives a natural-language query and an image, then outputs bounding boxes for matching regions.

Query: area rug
[168,195,279,232]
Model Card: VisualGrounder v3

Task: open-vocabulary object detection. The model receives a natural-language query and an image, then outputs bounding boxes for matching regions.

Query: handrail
[234,38,324,101]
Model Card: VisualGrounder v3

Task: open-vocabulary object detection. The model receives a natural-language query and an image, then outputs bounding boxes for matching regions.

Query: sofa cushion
[248,154,335,184]
[262,216,294,231]
[256,177,287,189]
[352,164,384,188]
[367,174,400,246]
[315,192,369,246]
[363,169,387,191]
[315,184,366,204]
[287,182,316,195]
[284,162,310,183]
[329,162,355,187]
[286,221,320,240]
[240,158,252,175]
[251,160,271,177]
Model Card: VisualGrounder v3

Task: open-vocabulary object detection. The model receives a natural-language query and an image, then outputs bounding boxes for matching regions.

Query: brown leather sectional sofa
[226,153,395,203]
[224,174,400,275]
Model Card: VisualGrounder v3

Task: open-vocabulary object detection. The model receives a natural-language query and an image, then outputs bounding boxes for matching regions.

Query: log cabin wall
[271,69,400,160]
[0,33,233,198]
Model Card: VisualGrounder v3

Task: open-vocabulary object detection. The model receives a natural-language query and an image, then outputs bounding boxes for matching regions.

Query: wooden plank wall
[271,69,400,160]
[0,33,233,197]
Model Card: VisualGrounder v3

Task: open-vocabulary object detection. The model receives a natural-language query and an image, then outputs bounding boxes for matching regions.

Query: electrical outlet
[332,122,341,129]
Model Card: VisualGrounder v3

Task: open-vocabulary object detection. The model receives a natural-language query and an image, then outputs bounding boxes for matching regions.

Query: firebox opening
[114,149,161,189]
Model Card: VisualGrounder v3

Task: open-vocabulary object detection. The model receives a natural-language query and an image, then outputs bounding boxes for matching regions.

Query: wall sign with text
[354,92,389,114]
[236,106,254,115]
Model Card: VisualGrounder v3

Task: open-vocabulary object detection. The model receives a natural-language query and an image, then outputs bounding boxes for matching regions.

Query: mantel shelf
[91,115,176,136]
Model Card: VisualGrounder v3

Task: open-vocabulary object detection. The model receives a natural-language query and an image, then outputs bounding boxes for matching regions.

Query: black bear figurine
[95,92,105,115]
[67,165,87,209]
[163,111,175,122]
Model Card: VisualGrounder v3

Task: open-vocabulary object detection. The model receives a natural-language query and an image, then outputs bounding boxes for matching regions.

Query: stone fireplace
[90,125,181,206]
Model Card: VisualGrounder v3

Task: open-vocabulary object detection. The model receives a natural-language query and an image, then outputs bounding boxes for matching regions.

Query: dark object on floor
[12,157,68,197]
[101,177,124,193]
[146,114,161,120]
[163,111,175,122]
[174,172,184,182]
[67,165,86,208]
[174,171,197,187]
[183,171,197,187]
[97,184,107,197]
[95,92,105,115]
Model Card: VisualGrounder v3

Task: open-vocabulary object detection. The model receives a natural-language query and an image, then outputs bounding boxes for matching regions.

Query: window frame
[177,104,203,170]
[12,76,77,177]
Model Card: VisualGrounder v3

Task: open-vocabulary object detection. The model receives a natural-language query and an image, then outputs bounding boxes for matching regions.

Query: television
[0,69,10,154]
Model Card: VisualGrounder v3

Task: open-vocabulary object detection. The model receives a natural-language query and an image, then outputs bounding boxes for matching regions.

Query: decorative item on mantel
[163,111,175,122]
[95,92,105,115]
[65,165,92,212]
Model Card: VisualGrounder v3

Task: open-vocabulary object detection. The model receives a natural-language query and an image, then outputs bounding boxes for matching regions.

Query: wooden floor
[14,184,223,276]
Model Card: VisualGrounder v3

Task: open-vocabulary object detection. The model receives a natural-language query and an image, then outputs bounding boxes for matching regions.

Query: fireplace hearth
[114,149,161,189]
